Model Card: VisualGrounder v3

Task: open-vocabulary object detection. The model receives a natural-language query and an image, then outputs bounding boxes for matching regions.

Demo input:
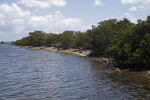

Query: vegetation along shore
[12,15,150,70]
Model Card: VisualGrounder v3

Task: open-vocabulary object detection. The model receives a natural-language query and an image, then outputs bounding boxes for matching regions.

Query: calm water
[0,44,150,100]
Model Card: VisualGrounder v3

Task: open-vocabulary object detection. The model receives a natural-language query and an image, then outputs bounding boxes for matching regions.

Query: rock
[115,68,122,73]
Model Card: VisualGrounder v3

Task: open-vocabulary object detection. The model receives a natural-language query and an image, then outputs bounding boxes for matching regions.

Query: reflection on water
[0,44,150,100]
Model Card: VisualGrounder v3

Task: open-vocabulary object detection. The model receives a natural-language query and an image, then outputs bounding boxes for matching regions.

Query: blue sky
[0,0,150,41]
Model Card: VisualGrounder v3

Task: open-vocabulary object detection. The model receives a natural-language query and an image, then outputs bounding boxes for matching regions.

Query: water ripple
[0,45,150,100]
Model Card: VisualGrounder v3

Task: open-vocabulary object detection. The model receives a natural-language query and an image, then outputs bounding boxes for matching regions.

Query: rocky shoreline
[12,45,150,72]
[17,45,113,64]
[19,46,91,56]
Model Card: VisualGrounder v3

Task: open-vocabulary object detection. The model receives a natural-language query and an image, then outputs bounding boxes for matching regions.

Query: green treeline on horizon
[12,15,150,69]
[0,41,4,44]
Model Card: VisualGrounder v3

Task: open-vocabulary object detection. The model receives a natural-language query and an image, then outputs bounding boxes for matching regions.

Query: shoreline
[10,45,150,70]
[14,45,111,64]
[11,45,150,72]
[20,46,91,57]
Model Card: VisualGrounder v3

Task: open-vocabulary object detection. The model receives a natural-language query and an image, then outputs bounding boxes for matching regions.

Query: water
[0,44,150,100]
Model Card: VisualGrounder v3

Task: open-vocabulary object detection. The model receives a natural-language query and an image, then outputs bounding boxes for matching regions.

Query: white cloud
[18,0,67,8]
[121,0,150,11]
[129,5,149,11]
[94,0,102,6]
[0,3,31,34]
[0,3,90,41]
[120,13,137,23]
[25,12,88,33]
[0,3,31,18]
[138,5,149,11]
[130,6,137,11]
[120,0,150,4]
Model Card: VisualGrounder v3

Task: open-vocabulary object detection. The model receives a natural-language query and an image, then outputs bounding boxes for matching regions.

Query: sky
[0,0,150,41]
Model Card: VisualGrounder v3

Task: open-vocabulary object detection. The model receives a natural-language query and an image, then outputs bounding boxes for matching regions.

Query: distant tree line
[0,41,4,44]
[13,31,92,50]
[12,15,150,69]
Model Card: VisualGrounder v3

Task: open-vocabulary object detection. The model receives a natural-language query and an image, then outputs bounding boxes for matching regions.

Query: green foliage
[14,31,46,46]
[106,16,150,68]
[0,41,4,44]
[87,19,118,56]
[59,31,75,49]
[13,30,92,49]
[28,31,46,46]
[74,31,92,49]
[46,33,60,47]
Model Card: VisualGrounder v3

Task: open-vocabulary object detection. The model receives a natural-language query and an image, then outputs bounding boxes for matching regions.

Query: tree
[28,31,46,46]
[74,32,92,49]
[106,16,150,69]
[59,31,75,49]
[0,41,4,44]
[46,33,60,47]
[87,19,117,56]
[13,31,46,46]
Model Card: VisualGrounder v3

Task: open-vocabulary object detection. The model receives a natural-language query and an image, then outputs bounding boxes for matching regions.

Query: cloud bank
[0,3,90,41]
[18,0,67,8]
[120,13,137,23]
[120,0,150,11]
[94,0,102,6]
[120,0,150,4]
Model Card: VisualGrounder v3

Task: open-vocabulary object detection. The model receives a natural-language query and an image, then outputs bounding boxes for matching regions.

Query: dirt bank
[19,46,91,57]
